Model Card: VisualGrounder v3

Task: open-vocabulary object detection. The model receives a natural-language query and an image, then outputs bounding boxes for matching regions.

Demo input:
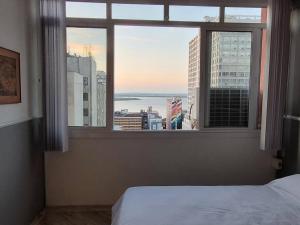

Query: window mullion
[106,24,114,131]
[164,0,169,21]
[199,27,208,129]
[107,0,112,20]
[248,28,262,129]
[219,6,225,23]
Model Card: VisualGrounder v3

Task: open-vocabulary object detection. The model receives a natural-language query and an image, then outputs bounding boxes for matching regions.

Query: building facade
[187,32,201,129]
[67,54,106,127]
[166,97,183,130]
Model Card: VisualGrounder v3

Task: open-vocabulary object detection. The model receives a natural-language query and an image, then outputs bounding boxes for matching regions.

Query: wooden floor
[36,207,112,225]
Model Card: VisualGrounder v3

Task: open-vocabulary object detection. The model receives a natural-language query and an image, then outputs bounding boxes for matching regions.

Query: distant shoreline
[115,97,141,101]
[115,93,187,98]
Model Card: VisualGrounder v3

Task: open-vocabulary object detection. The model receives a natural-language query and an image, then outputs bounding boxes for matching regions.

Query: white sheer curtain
[41,0,68,152]
[260,0,292,153]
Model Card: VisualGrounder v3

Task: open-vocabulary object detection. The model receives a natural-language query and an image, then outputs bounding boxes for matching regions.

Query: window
[65,0,267,133]
[66,2,106,19]
[67,27,107,127]
[206,31,260,128]
[112,4,164,20]
[169,6,220,22]
[114,26,199,131]
[225,7,266,23]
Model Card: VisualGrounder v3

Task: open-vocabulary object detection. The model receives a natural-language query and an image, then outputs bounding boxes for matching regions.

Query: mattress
[112,175,300,225]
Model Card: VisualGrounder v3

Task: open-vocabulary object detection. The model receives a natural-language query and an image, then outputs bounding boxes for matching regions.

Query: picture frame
[0,47,21,104]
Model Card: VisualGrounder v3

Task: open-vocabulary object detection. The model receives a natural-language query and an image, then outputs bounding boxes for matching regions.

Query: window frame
[65,0,267,137]
[200,27,262,129]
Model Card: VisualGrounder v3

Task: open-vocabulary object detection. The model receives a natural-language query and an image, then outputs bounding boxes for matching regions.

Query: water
[114,96,188,118]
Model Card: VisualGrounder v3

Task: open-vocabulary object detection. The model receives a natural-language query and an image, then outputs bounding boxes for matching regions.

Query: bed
[112,175,300,225]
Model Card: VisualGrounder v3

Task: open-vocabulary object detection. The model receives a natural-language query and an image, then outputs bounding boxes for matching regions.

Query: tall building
[166,97,183,130]
[67,54,106,126]
[67,71,83,126]
[209,31,251,89]
[187,33,200,124]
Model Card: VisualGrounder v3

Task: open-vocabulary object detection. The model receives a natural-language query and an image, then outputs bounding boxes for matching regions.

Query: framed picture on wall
[0,47,21,104]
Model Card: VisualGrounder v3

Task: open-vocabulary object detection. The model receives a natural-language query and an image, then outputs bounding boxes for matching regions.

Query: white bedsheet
[112,176,300,225]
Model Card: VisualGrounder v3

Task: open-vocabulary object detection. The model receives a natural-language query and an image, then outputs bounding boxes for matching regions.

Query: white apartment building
[67,54,106,126]
[67,71,83,126]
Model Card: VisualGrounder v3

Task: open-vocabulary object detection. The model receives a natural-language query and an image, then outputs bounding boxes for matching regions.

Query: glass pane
[207,32,252,127]
[170,6,220,22]
[66,1,106,19]
[112,4,164,20]
[114,26,200,131]
[67,28,107,127]
[225,7,266,23]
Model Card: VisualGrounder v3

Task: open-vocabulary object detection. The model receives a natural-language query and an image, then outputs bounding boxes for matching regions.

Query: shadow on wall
[280,7,300,176]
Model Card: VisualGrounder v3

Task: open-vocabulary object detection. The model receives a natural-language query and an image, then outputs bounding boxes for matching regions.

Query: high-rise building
[166,97,183,130]
[209,31,251,89]
[184,31,201,130]
[67,54,106,127]
[187,32,200,124]
[67,71,83,126]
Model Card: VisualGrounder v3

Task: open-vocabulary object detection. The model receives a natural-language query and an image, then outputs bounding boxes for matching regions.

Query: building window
[169,6,220,22]
[66,2,106,19]
[66,27,107,127]
[112,4,164,20]
[225,7,267,23]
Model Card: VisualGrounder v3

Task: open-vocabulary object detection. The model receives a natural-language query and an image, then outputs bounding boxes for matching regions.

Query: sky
[66,2,262,94]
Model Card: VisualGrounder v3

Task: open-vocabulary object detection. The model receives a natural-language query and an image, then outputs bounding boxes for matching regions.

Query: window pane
[112,4,164,20]
[114,26,199,131]
[207,32,252,127]
[225,7,266,23]
[66,2,106,19]
[67,28,107,127]
[170,6,220,22]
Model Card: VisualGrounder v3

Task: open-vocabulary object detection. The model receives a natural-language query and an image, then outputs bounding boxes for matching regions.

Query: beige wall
[46,132,275,206]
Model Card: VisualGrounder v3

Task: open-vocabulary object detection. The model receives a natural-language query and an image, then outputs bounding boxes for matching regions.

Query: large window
[206,32,252,127]
[66,28,107,127]
[65,0,267,133]
[114,26,199,131]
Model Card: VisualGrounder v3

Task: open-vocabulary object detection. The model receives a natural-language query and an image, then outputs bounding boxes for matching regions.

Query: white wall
[0,0,43,127]
[46,132,275,206]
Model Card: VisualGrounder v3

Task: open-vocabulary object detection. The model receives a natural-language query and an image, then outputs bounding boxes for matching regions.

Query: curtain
[260,0,292,153]
[41,0,68,152]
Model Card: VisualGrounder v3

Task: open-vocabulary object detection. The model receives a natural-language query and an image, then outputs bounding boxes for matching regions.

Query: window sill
[69,127,260,139]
